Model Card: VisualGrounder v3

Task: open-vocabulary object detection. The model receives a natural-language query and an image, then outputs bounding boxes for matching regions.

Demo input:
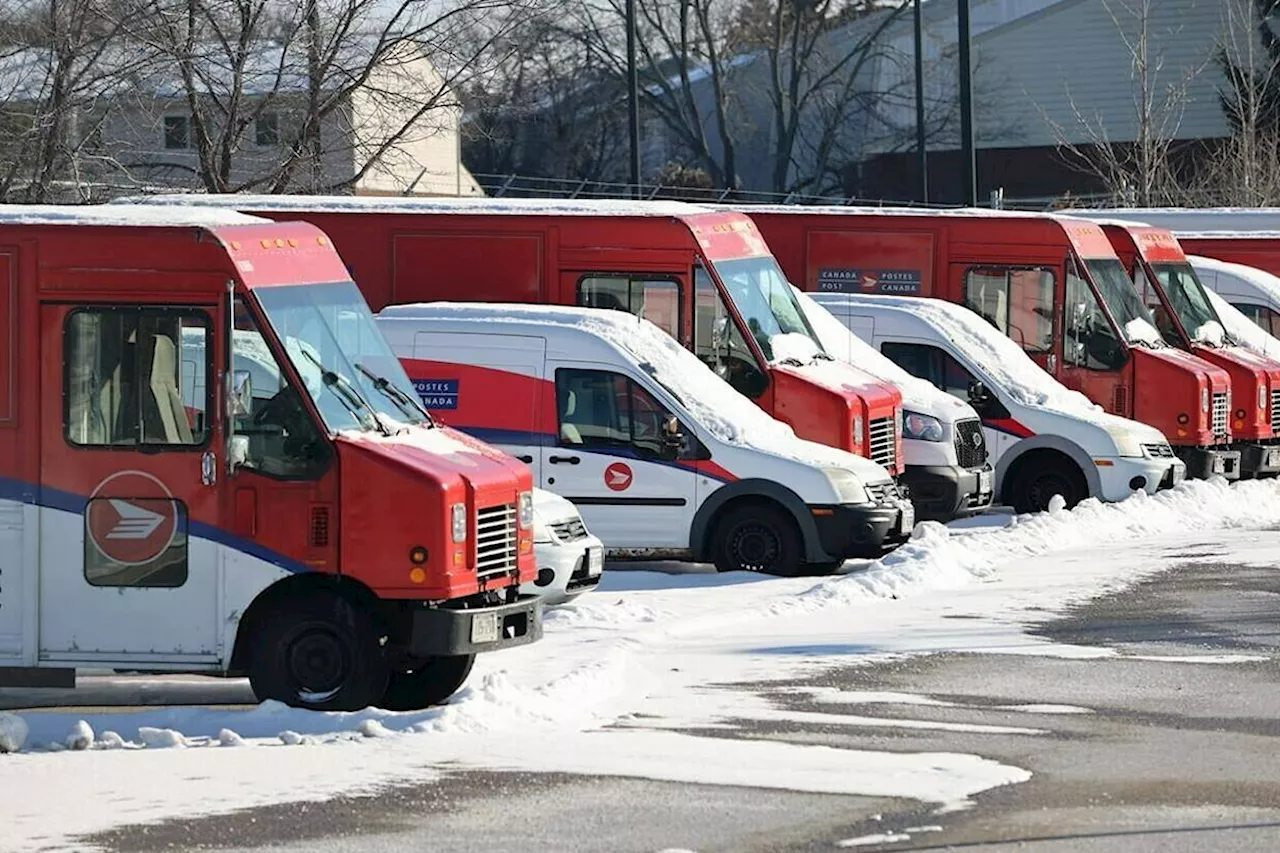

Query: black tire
[1011,457,1087,514]
[247,592,389,712]
[712,503,804,576]
[380,655,476,711]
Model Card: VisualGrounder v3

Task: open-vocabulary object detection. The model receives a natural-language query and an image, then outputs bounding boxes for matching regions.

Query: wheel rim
[285,625,350,703]
[1028,472,1074,512]
[729,520,781,572]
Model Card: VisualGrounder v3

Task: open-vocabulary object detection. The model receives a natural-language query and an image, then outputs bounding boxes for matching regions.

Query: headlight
[1201,387,1209,413]
[518,490,534,529]
[902,410,945,442]
[1107,429,1144,458]
[1260,385,1268,411]
[852,416,863,446]
[821,467,869,504]
[451,502,467,543]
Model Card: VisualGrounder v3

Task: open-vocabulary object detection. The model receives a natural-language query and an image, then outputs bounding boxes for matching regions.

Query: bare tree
[1046,0,1207,206]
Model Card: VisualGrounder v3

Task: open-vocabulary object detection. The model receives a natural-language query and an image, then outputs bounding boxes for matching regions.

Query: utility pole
[626,0,642,199]
[913,0,928,203]
[957,0,977,206]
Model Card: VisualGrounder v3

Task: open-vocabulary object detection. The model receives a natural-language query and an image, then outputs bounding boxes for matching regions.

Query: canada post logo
[86,471,180,566]
[816,268,922,295]
[413,378,459,410]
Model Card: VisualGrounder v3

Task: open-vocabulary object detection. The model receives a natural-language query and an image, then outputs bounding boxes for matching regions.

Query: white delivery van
[1188,255,1280,343]
[791,286,994,521]
[811,294,1186,513]
[528,488,605,603]
[377,303,912,575]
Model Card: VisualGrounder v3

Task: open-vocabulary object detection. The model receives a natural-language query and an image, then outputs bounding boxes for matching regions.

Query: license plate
[1212,456,1225,474]
[1268,448,1280,467]
[979,469,993,494]
[899,502,915,533]
[587,546,604,576]
[470,612,500,645]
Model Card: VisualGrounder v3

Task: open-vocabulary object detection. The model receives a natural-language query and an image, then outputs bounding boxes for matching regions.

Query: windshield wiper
[299,349,389,436]
[355,362,433,427]
[813,352,835,361]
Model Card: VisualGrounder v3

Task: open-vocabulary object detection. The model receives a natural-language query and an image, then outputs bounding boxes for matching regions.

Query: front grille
[1271,388,1280,433]
[953,419,987,468]
[549,518,588,542]
[1212,392,1229,438]
[476,504,518,581]
[865,480,901,505]
[1142,442,1175,458]
[868,416,897,470]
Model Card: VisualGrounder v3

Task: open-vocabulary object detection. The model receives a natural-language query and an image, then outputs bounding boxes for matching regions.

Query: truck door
[1059,259,1134,417]
[38,303,222,663]
[543,362,697,549]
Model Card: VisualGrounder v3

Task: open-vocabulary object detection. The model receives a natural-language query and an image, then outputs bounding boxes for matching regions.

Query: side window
[231,300,330,480]
[1065,258,1125,371]
[555,368,680,457]
[65,307,210,448]
[577,275,681,339]
[881,342,976,400]
[693,265,769,398]
[964,268,1055,354]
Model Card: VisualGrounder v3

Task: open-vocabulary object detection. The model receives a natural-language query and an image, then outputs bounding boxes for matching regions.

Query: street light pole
[957,0,977,206]
[626,0,642,199]
[913,0,927,203]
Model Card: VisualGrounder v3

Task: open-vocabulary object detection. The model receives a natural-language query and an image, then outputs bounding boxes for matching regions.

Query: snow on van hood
[533,487,581,525]
[1202,288,1280,359]
[793,287,977,420]
[391,303,895,483]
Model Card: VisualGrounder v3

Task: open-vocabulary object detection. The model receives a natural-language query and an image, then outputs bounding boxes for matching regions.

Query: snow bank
[0,712,27,753]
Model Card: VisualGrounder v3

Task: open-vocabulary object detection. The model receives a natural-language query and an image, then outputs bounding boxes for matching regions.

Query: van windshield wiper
[355,362,433,427]
[298,349,389,435]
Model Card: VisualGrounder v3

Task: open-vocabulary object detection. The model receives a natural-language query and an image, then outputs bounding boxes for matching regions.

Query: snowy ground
[4,478,1280,853]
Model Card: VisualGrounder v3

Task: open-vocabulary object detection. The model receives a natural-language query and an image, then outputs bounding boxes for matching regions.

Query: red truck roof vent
[310,505,331,548]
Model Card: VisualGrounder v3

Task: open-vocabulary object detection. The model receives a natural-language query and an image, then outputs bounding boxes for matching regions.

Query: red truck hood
[1141,346,1232,392]
[337,423,530,501]
[776,358,903,411]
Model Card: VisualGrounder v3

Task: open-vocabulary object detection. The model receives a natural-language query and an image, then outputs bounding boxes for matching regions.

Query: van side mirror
[660,415,686,460]
[231,370,252,416]
[967,380,989,405]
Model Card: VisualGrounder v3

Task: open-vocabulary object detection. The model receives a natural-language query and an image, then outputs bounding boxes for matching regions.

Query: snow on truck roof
[124,194,719,219]
[724,203,1081,222]
[1069,208,1280,237]
[0,203,266,228]
[378,301,889,476]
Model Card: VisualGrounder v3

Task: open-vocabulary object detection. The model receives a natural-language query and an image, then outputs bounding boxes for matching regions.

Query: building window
[64,308,211,448]
[255,112,279,146]
[163,115,190,150]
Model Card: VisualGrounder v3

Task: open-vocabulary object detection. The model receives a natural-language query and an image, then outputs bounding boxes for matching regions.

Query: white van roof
[380,301,880,473]
[812,294,1103,418]
[1189,254,1280,304]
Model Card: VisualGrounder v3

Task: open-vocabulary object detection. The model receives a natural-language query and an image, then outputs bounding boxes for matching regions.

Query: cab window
[1132,265,1179,340]
[1065,258,1127,371]
[880,342,975,400]
[692,265,769,398]
[963,267,1055,354]
[1233,302,1280,336]
[230,299,330,480]
[65,307,210,448]
[555,368,683,458]
[577,275,681,339]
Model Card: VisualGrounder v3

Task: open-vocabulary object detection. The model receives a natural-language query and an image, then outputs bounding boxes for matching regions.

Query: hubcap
[286,627,349,696]
[730,521,780,571]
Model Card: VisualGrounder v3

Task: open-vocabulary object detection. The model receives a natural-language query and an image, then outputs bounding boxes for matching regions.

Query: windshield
[1152,262,1222,342]
[253,281,428,432]
[712,256,825,362]
[1085,258,1161,344]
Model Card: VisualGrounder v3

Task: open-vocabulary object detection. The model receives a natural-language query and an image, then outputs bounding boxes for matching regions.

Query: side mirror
[231,370,252,416]
[660,415,686,460]
[967,380,989,404]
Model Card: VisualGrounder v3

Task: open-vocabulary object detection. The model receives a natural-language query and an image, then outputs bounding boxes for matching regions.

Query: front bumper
[1174,445,1242,481]
[409,594,543,657]
[522,534,606,605]
[899,464,994,522]
[1236,442,1280,478]
[810,498,915,560]
[1096,456,1187,502]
